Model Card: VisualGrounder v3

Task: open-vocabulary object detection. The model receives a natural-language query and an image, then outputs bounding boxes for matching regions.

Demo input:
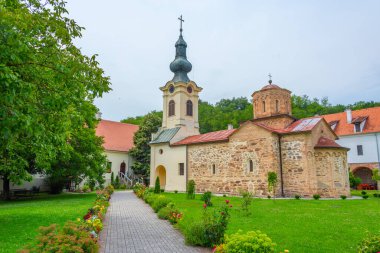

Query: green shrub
[145,193,157,205]
[21,222,98,253]
[133,182,144,193]
[295,195,301,200]
[185,221,208,246]
[111,172,115,186]
[82,184,90,192]
[223,194,227,197]
[185,199,232,247]
[174,190,178,194]
[214,230,276,253]
[152,195,170,212]
[267,195,271,199]
[363,195,369,200]
[373,193,378,198]
[240,191,253,215]
[358,232,380,253]
[201,191,213,207]
[119,184,127,190]
[340,195,347,200]
[362,191,367,196]
[154,177,160,194]
[313,194,320,200]
[267,171,278,197]
[114,176,120,189]
[160,189,165,193]
[157,203,182,224]
[349,171,362,188]
[187,180,196,199]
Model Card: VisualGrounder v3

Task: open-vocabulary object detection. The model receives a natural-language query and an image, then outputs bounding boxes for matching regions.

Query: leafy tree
[349,171,362,189]
[0,0,110,199]
[128,111,162,177]
[187,180,196,199]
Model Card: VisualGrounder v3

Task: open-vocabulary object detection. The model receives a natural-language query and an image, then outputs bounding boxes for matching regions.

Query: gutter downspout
[186,145,189,191]
[278,135,285,197]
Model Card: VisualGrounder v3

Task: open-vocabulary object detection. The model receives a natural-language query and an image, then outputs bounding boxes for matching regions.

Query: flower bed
[20,185,114,253]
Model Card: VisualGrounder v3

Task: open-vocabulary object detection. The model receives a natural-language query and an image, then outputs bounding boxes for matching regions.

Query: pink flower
[203,203,207,208]
[225,199,230,204]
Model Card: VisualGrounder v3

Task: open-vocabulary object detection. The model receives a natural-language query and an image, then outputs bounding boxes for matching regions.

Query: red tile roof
[172,129,236,146]
[95,120,139,152]
[322,107,380,136]
[261,84,281,90]
[315,137,347,149]
[252,117,323,134]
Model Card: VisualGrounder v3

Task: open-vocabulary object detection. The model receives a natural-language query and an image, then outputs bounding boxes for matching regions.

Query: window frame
[357,145,363,156]
[179,163,185,176]
[168,100,175,117]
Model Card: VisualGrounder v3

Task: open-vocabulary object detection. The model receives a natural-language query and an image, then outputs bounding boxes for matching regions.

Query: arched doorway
[120,162,126,174]
[155,165,166,189]
[353,167,375,185]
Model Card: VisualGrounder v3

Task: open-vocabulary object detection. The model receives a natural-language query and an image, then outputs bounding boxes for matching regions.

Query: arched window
[186,100,193,116]
[168,100,175,116]
[275,100,279,113]
[262,100,266,112]
[249,160,254,172]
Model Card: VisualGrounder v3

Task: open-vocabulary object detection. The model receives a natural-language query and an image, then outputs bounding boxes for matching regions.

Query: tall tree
[0,0,110,199]
[128,111,162,178]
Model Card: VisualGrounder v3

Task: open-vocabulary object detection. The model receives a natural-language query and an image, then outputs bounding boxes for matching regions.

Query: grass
[163,192,380,253]
[0,193,96,252]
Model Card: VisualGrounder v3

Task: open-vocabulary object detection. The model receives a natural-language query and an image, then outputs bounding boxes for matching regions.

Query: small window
[159,149,163,154]
[357,145,363,156]
[275,100,279,113]
[262,101,266,112]
[168,100,175,116]
[179,163,184,176]
[355,123,361,133]
[249,160,254,172]
[212,164,216,174]
[106,161,112,173]
[186,100,193,116]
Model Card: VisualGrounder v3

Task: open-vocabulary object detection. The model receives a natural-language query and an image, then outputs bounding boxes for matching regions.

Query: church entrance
[120,162,126,175]
[156,165,166,189]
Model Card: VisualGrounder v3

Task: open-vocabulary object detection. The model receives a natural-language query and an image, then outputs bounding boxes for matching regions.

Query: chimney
[96,111,102,120]
[345,109,352,123]
[227,124,234,130]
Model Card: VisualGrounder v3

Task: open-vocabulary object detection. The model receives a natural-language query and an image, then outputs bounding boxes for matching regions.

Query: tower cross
[268,73,273,84]
[178,15,184,34]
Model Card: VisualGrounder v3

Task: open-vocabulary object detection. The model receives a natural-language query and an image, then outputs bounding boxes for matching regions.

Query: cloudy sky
[65,0,380,121]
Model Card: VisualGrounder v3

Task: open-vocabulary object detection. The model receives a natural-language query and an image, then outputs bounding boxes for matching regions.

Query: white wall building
[323,107,380,187]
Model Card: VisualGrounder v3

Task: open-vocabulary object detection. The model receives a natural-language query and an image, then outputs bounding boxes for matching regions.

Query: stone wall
[314,149,350,197]
[188,122,280,196]
[253,115,295,130]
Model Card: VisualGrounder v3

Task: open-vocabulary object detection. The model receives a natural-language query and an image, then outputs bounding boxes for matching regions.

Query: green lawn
[163,192,380,253]
[0,193,96,253]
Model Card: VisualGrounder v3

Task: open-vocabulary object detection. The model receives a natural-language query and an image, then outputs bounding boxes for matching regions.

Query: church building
[149,22,350,198]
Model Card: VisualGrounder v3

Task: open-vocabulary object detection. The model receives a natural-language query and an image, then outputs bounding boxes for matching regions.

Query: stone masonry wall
[188,122,281,196]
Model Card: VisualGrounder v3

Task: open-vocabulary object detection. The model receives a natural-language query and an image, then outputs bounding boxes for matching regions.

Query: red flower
[203,203,207,208]
[225,199,230,204]
[83,213,92,220]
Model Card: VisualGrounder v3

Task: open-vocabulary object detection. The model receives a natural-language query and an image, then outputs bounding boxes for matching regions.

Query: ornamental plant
[240,190,253,216]
[357,232,380,253]
[214,230,276,253]
[313,194,321,200]
[201,191,213,207]
[187,180,196,199]
[185,199,232,247]
[267,172,278,198]
[152,195,171,212]
[154,177,161,194]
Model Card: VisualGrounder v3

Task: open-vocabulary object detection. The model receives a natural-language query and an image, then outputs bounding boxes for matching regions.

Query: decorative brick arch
[352,167,375,185]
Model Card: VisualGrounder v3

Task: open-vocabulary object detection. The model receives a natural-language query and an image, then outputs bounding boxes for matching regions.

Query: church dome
[261,83,281,91]
[170,34,192,83]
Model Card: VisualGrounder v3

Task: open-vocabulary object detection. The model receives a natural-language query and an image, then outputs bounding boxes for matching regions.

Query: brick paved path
[100,191,209,253]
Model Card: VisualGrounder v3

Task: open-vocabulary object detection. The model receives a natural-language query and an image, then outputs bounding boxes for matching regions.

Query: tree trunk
[3,176,11,200]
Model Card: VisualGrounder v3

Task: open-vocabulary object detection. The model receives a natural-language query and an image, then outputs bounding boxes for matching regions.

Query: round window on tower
[187,86,193,93]
[169,85,175,93]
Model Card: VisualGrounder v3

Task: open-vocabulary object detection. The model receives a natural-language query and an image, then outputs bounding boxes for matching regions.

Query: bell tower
[160,16,202,136]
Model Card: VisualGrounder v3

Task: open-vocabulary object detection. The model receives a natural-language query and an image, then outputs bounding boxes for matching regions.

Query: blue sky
[66,0,380,121]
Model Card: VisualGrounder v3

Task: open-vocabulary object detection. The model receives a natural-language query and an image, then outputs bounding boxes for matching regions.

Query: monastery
[149,22,350,198]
